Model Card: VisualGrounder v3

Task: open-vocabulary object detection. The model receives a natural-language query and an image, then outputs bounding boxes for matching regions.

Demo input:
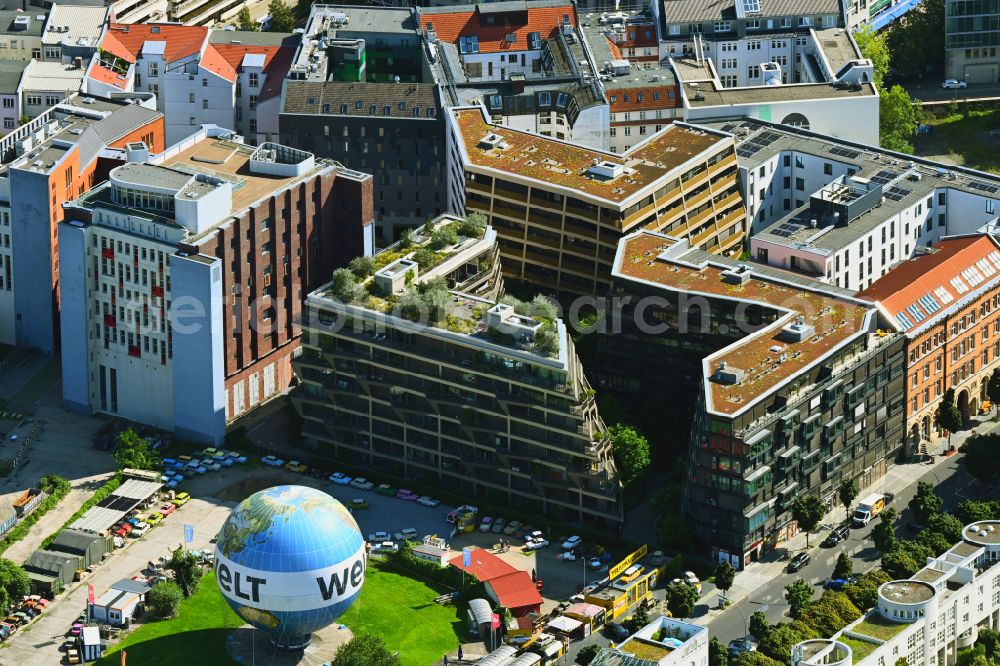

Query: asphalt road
[905,80,1000,103]
[706,451,973,645]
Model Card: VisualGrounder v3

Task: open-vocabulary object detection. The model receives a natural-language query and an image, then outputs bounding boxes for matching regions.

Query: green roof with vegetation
[840,636,879,664]
[851,615,909,641]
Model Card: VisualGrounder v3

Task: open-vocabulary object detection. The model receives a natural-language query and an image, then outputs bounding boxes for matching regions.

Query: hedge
[40,473,122,549]
[0,475,71,555]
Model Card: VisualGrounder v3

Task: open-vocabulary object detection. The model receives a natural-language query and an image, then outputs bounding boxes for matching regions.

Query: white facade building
[794,520,1000,666]
[592,616,708,666]
[710,119,1000,292]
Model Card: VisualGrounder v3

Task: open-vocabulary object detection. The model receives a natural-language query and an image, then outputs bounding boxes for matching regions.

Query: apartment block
[450,105,745,298]
[0,95,164,353]
[40,4,109,65]
[610,230,905,567]
[793,520,1000,666]
[719,119,1000,292]
[661,0,879,144]
[945,0,1000,83]
[59,130,373,442]
[86,24,298,146]
[858,235,1000,457]
[292,215,623,527]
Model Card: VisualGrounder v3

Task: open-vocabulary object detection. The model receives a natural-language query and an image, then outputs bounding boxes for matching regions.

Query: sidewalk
[697,413,996,618]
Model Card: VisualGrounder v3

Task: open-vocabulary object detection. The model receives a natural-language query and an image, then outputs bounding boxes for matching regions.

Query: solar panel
[969,181,1000,194]
[883,186,911,202]
[737,145,763,158]
[829,146,862,159]
[869,170,899,186]
[757,131,781,145]
[906,304,926,322]
[934,286,954,304]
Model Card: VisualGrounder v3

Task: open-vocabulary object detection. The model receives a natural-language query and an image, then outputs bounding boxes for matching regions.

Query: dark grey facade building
[279,80,460,243]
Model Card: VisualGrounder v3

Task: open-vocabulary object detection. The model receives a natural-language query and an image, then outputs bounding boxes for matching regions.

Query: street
[704,450,971,645]
[905,80,1000,104]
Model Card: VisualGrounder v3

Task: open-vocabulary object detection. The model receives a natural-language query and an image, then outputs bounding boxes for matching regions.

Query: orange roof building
[419,1,575,54]
[86,27,299,145]
[859,234,1000,453]
[485,571,543,616]
[448,548,518,582]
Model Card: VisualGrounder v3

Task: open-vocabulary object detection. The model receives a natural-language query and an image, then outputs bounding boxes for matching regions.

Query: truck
[852,493,887,527]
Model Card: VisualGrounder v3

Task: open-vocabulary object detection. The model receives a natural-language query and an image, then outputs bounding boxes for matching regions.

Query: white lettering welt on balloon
[213,544,367,613]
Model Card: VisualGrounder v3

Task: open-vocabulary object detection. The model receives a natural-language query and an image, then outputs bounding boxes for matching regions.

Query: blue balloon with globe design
[214,485,366,649]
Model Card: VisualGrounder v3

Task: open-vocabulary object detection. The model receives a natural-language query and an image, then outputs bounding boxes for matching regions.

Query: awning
[780,445,800,459]
[745,465,771,483]
[745,430,770,446]
[548,616,583,633]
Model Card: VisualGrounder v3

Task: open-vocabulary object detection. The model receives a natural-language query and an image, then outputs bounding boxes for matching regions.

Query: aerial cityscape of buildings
[0,0,996,663]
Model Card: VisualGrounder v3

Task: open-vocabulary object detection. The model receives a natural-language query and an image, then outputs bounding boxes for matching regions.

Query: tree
[657,513,696,553]
[666,581,699,618]
[955,499,999,524]
[936,388,964,448]
[854,25,889,89]
[879,85,918,154]
[714,561,736,599]
[758,623,816,662]
[988,370,1000,412]
[965,434,1000,489]
[925,512,963,543]
[838,479,858,522]
[833,553,853,580]
[165,545,202,597]
[872,508,898,553]
[792,495,826,547]
[749,610,770,641]
[784,579,814,618]
[267,0,296,33]
[330,267,363,302]
[623,604,649,634]
[734,653,785,666]
[909,481,943,525]
[608,423,650,490]
[348,255,375,279]
[978,627,1000,659]
[576,644,601,666]
[844,570,891,610]
[708,636,728,666]
[147,581,183,618]
[113,429,160,471]
[331,634,402,666]
[886,0,945,81]
[235,6,258,31]
[882,541,933,578]
[0,559,29,611]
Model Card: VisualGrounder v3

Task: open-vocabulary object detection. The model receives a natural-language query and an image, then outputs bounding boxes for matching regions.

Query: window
[202,99,208,109]
[988,201,995,215]
[2,118,11,129]
[609,127,616,137]
[746,19,760,30]
[189,92,195,103]
[249,95,258,111]
[824,163,833,175]
[795,177,804,191]
[249,118,257,133]
[721,58,737,69]
[748,65,760,79]
[44,47,59,59]
[538,92,551,106]
[714,21,731,31]
[25,95,41,106]
[747,40,761,50]
[149,62,158,77]
[249,72,259,87]
[1,98,11,109]
[721,75,737,87]
[202,78,207,87]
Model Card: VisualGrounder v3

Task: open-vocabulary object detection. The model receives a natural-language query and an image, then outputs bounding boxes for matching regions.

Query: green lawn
[917,108,1000,174]
[840,636,879,664]
[95,565,463,666]
[96,572,244,665]
[341,562,464,666]
[852,614,909,641]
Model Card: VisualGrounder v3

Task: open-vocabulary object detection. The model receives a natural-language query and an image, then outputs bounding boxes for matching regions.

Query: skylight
[934,286,954,304]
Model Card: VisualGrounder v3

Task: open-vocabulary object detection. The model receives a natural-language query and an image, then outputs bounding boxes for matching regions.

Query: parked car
[146,512,164,526]
[372,541,398,553]
[261,455,284,467]
[822,525,851,547]
[503,520,523,536]
[787,552,811,573]
[562,535,582,550]
[479,517,493,532]
[367,531,390,542]
[824,576,858,591]
[131,522,149,536]
[491,518,507,533]
[159,503,176,517]
[447,505,478,523]
[333,472,352,485]
[114,523,132,538]
[728,639,757,657]
[284,460,308,473]
[417,496,440,507]
[206,462,222,472]
[514,524,535,539]
[395,489,419,501]
[172,492,191,507]
[524,537,550,550]
[350,499,368,511]
[524,530,544,543]
[203,447,223,457]
[606,622,630,641]
[942,79,967,89]
[329,472,347,484]
[394,528,418,542]
[351,477,374,490]
[683,571,701,591]
[376,484,396,497]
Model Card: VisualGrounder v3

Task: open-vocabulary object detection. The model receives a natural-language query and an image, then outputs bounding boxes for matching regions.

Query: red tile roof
[608,85,680,112]
[605,37,622,60]
[103,24,208,64]
[422,5,575,53]
[487,571,543,611]
[613,24,658,48]
[200,44,236,82]
[99,31,135,64]
[88,63,128,91]
[448,548,517,582]
[858,235,1000,334]
[208,44,297,102]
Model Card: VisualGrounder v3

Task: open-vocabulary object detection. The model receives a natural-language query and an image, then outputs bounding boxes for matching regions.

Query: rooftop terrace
[964,521,1000,545]
[613,231,877,416]
[453,106,728,204]
[878,580,935,604]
